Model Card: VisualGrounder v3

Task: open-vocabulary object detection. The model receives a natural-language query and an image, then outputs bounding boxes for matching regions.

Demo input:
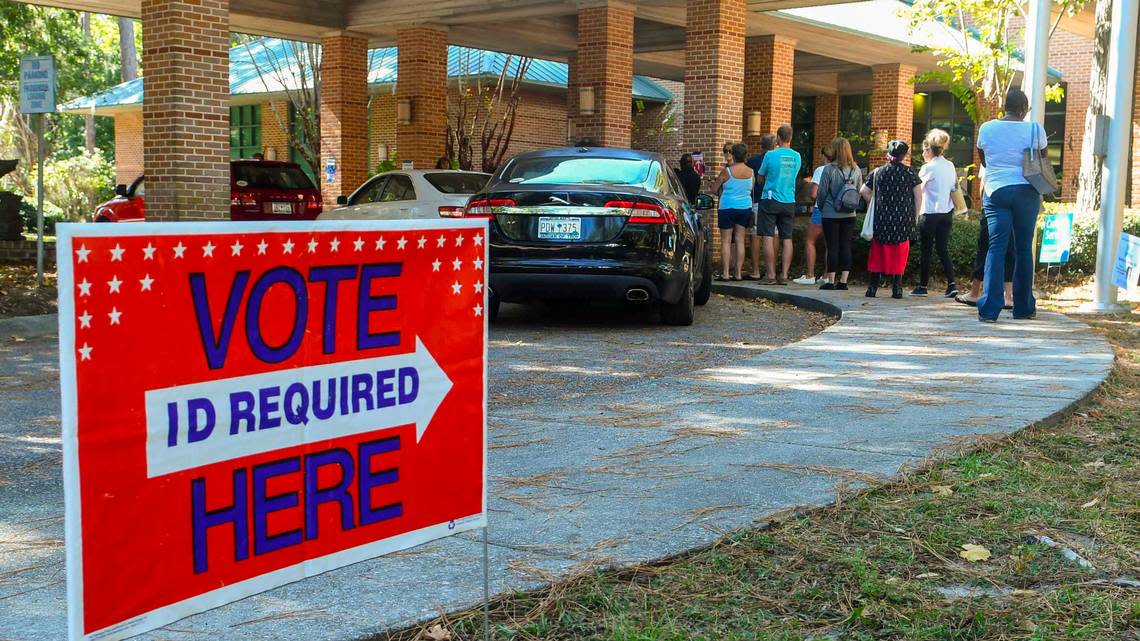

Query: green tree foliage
[906,0,1087,123]
[0,5,126,214]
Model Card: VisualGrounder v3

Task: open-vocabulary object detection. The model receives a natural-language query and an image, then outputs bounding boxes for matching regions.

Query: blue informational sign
[1111,232,1140,291]
[324,156,336,185]
[1039,212,1074,264]
[19,56,56,114]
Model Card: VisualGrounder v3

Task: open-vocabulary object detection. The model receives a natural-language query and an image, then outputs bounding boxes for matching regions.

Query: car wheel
[694,248,712,306]
[660,274,695,326]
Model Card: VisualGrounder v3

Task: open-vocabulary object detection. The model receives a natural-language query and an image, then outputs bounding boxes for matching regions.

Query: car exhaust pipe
[626,288,649,302]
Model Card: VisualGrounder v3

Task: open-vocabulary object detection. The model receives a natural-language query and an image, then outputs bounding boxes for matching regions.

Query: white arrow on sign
[143,336,453,478]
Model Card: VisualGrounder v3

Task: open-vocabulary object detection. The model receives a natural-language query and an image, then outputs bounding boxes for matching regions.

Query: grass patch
[384,298,1140,641]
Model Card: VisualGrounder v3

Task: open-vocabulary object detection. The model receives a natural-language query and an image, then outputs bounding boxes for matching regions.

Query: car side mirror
[115,184,128,197]
[335,195,348,206]
[694,193,715,210]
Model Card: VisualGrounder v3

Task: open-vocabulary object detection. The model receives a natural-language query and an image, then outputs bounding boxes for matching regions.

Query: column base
[1074,301,1134,315]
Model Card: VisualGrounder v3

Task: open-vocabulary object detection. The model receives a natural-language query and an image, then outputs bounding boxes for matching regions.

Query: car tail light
[230,191,257,208]
[605,200,677,225]
[465,198,515,218]
[438,205,465,218]
[304,193,321,212]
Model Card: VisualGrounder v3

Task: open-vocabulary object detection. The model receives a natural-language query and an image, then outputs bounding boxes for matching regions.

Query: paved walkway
[0,286,1114,641]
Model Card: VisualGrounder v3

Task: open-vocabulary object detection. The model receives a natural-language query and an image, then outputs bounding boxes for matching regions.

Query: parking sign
[19,56,56,114]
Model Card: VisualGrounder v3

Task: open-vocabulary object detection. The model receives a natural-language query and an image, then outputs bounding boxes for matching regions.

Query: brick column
[320,32,368,207]
[566,53,579,144]
[569,3,634,147]
[396,27,448,170]
[813,94,839,168]
[140,0,229,221]
[685,0,746,265]
[744,35,795,154]
[870,64,916,168]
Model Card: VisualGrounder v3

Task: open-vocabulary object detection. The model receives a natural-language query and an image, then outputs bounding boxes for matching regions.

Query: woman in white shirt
[975,88,1047,322]
[911,129,958,297]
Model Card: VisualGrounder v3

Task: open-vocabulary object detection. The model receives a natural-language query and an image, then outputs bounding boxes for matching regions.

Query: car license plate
[271,202,293,215]
[538,217,581,240]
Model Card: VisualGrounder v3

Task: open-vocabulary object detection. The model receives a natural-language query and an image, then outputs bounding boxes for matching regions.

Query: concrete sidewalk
[0,286,1113,641]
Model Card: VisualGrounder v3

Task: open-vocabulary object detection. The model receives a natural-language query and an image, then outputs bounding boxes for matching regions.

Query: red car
[94,160,323,222]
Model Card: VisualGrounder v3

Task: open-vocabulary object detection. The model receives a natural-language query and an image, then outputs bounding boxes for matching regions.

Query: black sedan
[465,147,714,325]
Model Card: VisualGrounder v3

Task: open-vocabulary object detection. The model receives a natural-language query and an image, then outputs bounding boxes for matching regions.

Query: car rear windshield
[424,172,490,194]
[499,157,662,190]
[233,164,315,190]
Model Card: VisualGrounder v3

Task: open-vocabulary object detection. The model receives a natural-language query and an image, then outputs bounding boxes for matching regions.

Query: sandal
[954,295,978,307]
[715,274,728,281]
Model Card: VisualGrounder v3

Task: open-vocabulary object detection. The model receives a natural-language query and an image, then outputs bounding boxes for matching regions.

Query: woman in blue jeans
[975,89,1046,322]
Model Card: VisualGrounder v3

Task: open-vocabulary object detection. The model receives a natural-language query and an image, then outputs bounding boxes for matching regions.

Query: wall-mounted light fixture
[578,86,596,116]
[397,97,413,125]
[265,147,277,161]
[376,143,389,161]
[745,111,763,137]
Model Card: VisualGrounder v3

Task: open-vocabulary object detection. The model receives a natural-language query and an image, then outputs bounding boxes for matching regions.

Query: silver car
[323,169,491,220]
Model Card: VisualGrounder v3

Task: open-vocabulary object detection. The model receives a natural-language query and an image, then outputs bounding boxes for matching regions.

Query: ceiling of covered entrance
[18,0,883,75]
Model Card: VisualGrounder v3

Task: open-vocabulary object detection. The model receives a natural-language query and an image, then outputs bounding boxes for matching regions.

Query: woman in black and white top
[911,129,958,297]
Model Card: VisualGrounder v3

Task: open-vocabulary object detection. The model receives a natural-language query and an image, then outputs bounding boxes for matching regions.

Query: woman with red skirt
[859,140,923,298]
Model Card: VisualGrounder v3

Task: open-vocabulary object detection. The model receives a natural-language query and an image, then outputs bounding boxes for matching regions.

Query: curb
[0,313,58,340]
[713,282,843,318]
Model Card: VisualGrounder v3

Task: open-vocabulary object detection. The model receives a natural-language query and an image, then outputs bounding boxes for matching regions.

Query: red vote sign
[57,220,488,641]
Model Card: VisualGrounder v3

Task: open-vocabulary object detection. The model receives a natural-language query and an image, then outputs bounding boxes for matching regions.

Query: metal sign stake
[482,526,491,641]
[36,113,45,287]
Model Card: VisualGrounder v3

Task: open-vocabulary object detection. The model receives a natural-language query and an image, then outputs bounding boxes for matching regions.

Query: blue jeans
[978,184,1040,320]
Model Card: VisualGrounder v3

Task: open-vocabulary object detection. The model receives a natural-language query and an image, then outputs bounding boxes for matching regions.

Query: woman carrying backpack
[815,137,862,290]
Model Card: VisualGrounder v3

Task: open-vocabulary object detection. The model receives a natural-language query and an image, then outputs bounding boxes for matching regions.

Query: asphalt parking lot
[0,294,832,640]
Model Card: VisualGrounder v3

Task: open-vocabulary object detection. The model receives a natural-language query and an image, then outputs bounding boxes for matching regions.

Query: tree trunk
[119,17,138,82]
[82,13,96,154]
[1074,0,1111,215]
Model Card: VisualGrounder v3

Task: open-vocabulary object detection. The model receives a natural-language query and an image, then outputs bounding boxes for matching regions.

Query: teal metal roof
[62,38,673,112]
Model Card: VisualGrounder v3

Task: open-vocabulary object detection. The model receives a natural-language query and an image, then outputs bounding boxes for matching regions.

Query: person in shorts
[744,134,776,278]
[711,143,754,280]
[793,144,834,285]
[756,124,802,284]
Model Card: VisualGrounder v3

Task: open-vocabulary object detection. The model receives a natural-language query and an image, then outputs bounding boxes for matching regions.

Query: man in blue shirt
[744,134,776,279]
[757,124,802,284]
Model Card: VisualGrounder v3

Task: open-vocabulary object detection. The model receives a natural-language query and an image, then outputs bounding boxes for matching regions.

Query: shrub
[783,206,1140,281]
[19,198,65,235]
[45,150,115,221]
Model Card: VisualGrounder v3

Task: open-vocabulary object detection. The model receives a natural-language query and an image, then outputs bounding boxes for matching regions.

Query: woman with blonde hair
[912,128,958,297]
[815,137,862,290]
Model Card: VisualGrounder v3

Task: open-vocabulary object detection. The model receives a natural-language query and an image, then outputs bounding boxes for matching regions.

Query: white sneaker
[793,275,816,285]
[816,276,831,286]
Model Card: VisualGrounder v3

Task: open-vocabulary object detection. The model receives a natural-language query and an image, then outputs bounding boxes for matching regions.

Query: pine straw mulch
[375,290,1140,641]
[0,264,56,318]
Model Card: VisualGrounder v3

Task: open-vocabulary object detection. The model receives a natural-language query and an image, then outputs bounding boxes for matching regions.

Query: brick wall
[870,64,915,168]
[0,240,55,266]
[260,101,291,161]
[140,0,231,220]
[1045,28,1094,199]
[369,92,397,168]
[320,33,369,206]
[813,94,839,168]
[631,79,686,161]
[112,111,143,185]
[396,27,449,170]
[684,0,746,266]
[744,35,795,154]
[569,5,635,148]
